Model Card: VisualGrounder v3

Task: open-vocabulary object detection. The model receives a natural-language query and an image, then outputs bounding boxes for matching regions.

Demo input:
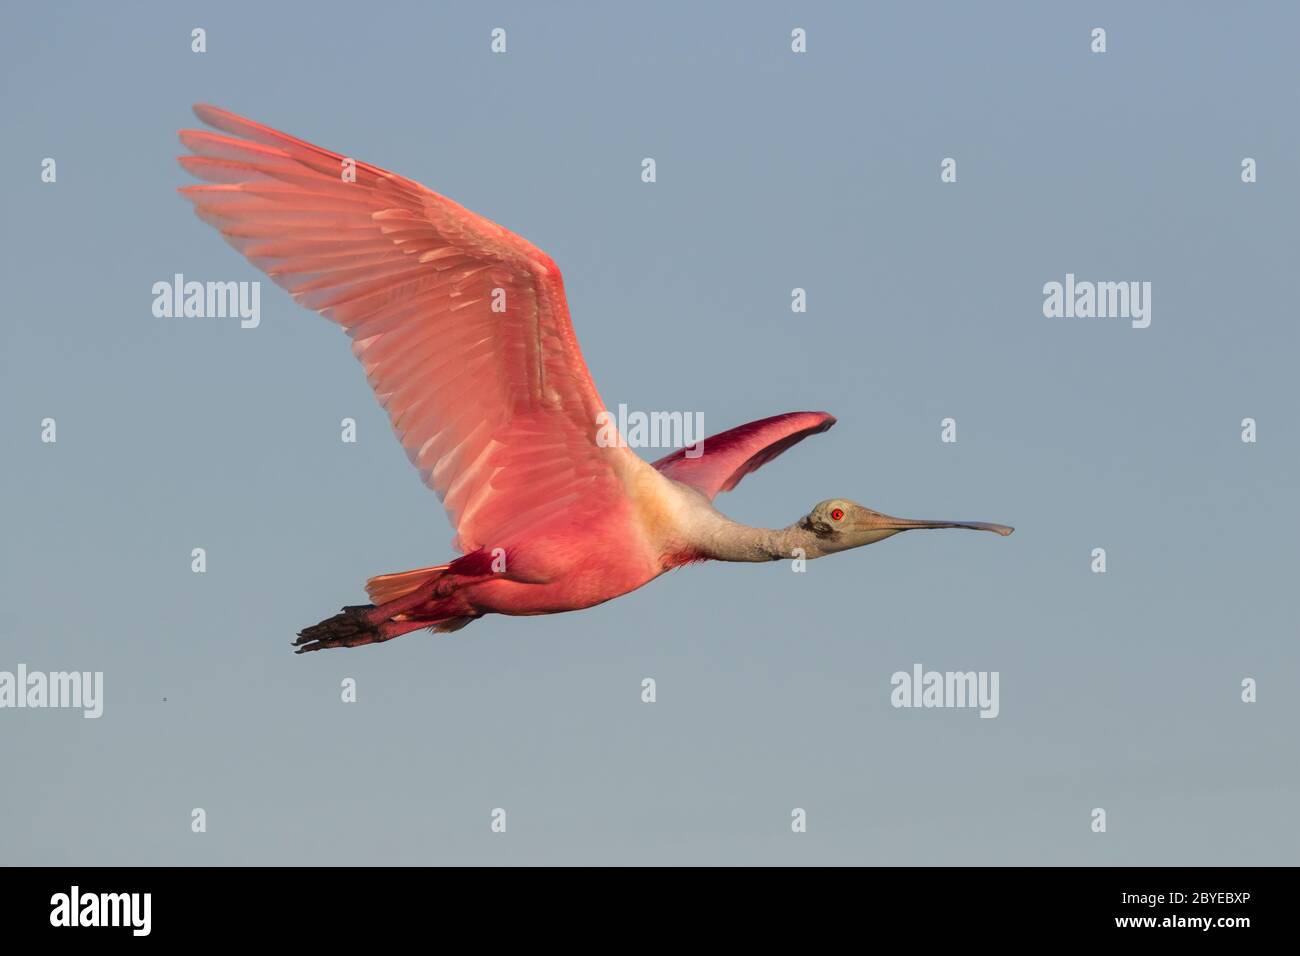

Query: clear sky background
[2,1,1297,865]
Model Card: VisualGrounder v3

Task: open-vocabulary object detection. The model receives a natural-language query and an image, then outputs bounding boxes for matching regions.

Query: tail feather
[364,564,448,605]
[292,562,483,653]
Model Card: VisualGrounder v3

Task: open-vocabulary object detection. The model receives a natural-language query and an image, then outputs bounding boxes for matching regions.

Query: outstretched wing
[652,411,836,499]
[177,104,643,553]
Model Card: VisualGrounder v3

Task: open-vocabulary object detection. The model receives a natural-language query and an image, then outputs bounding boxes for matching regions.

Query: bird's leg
[359,577,445,625]
[293,580,464,653]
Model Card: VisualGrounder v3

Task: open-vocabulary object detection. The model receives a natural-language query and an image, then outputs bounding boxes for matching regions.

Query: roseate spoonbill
[175,105,1013,653]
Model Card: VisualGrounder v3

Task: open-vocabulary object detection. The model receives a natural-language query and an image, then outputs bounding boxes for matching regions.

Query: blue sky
[2,1,1296,864]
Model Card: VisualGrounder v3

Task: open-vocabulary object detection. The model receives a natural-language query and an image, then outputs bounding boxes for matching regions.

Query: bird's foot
[293,605,381,653]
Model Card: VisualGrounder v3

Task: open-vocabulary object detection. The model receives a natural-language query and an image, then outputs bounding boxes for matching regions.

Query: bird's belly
[465,573,650,616]
[464,544,662,617]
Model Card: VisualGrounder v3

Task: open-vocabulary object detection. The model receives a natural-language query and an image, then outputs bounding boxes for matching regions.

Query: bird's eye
[830,508,845,521]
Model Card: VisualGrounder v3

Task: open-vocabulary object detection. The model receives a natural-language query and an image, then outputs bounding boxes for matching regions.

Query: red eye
[830,508,845,521]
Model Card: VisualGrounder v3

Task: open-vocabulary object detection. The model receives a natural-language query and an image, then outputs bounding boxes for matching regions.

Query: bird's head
[800,499,1014,553]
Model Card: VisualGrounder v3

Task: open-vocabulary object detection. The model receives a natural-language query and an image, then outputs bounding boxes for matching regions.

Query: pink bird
[176,106,1013,653]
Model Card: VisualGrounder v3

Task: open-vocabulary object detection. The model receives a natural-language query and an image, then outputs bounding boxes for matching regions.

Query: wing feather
[178,105,643,553]
[652,412,836,499]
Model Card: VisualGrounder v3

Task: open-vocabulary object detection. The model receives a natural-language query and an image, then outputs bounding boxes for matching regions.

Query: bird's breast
[626,467,714,571]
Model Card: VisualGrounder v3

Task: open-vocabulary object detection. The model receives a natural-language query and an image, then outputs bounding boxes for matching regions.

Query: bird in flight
[176,106,1013,653]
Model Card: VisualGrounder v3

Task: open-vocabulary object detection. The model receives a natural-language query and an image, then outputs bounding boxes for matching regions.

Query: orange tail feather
[364,564,449,605]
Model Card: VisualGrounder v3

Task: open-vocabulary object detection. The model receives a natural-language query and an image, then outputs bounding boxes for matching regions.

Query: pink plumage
[176,106,1013,652]
[653,412,837,498]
